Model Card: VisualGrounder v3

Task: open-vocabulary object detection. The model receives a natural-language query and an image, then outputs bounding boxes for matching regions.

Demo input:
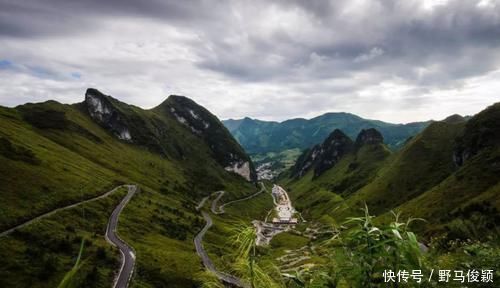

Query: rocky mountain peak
[292,129,353,178]
[84,88,132,141]
[314,129,353,177]
[355,128,384,147]
[160,95,214,135]
[155,94,257,181]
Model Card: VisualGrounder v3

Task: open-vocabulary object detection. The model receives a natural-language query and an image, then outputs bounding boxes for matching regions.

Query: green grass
[281,121,467,225]
[281,143,390,223]
[393,145,500,237]
[270,232,309,250]
[206,104,500,287]
[341,121,466,216]
[2,94,498,287]
[117,186,206,287]
[0,187,128,288]
[251,148,303,173]
[57,238,85,288]
[196,184,275,276]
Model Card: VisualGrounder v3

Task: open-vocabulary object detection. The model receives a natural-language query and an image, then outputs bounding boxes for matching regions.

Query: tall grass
[57,238,85,288]
[322,205,426,287]
[231,224,284,288]
[278,205,427,288]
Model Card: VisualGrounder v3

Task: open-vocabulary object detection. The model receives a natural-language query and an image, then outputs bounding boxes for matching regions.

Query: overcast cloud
[1,0,499,123]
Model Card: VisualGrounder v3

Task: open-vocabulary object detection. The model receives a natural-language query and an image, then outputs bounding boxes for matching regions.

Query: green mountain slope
[282,103,500,239]
[0,88,256,287]
[395,102,500,237]
[340,120,466,216]
[282,128,391,223]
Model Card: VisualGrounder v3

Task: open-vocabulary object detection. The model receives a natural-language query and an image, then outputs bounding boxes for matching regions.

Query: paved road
[195,188,264,288]
[212,183,267,215]
[0,185,127,238]
[210,191,226,214]
[105,185,137,288]
[196,195,210,211]
[194,211,247,287]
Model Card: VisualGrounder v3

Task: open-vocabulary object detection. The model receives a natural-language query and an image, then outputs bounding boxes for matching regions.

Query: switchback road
[195,185,271,288]
[105,185,137,288]
[194,210,247,287]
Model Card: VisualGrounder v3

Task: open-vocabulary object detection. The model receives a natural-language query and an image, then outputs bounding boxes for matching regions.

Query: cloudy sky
[1,0,499,123]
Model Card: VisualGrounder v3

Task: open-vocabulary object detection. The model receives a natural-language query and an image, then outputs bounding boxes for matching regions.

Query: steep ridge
[84,89,133,142]
[291,129,354,178]
[354,128,384,147]
[154,95,256,181]
[283,128,390,221]
[453,103,500,166]
[395,102,500,235]
[285,120,465,220]
[81,89,256,181]
[338,120,466,216]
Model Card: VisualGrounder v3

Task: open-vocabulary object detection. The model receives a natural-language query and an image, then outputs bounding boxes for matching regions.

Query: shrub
[325,205,426,287]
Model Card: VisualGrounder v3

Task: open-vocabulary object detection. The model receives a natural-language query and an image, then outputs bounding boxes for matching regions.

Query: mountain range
[223,113,430,179]
[223,113,430,154]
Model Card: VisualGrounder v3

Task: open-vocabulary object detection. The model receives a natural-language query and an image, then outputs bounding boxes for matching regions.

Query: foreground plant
[231,224,284,288]
[326,204,426,287]
[57,238,86,288]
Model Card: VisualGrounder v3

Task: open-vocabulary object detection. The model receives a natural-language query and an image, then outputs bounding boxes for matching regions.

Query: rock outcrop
[84,88,132,141]
[313,130,354,177]
[292,128,387,178]
[292,129,354,178]
[355,128,384,147]
[224,160,252,181]
[155,95,257,181]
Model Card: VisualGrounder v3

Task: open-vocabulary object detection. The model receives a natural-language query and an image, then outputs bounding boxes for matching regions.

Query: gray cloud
[0,0,499,123]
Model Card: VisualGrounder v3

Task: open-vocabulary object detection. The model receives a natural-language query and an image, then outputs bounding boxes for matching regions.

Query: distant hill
[223,113,430,154]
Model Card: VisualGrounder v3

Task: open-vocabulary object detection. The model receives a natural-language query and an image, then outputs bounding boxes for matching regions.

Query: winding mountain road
[195,211,247,287]
[194,185,268,288]
[211,183,267,215]
[210,191,226,214]
[0,185,128,238]
[105,185,137,288]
